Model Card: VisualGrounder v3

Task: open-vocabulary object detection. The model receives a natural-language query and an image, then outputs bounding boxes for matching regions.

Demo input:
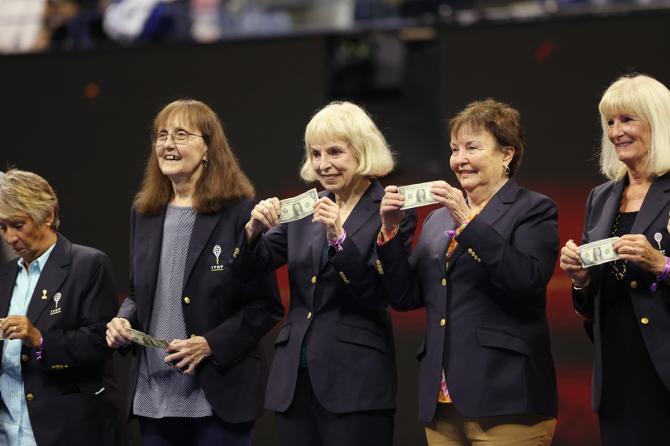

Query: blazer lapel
[342,180,383,240]
[184,212,222,286]
[477,179,518,228]
[0,263,19,317]
[632,174,670,235]
[427,210,457,274]
[589,181,625,241]
[310,216,326,273]
[26,236,70,324]
[446,179,517,273]
[134,210,166,318]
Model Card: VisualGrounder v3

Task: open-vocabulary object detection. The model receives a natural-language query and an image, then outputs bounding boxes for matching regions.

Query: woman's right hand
[380,186,405,236]
[560,239,591,287]
[106,317,132,349]
[245,198,281,241]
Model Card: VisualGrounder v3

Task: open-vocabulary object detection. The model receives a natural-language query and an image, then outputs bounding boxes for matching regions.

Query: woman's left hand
[313,197,344,242]
[430,181,470,226]
[614,234,667,275]
[165,336,212,375]
[1,316,41,348]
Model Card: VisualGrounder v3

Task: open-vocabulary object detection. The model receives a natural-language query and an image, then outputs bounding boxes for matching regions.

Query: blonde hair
[299,101,395,182]
[599,74,670,181]
[0,169,59,229]
[134,99,255,214]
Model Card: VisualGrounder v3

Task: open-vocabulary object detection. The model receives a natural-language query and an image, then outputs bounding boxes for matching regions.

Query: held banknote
[279,188,318,223]
[399,182,438,210]
[127,328,169,349]
[580,237,620,268]
[0,318,4,340]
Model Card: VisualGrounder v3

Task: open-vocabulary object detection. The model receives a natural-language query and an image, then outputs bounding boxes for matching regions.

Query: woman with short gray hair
[0,169,124,446]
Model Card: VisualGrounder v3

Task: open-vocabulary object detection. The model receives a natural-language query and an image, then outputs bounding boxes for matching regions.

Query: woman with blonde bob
[233,101,416,446]
[0,169,124,446]
[560,74,670,445]
[105,99,282,446]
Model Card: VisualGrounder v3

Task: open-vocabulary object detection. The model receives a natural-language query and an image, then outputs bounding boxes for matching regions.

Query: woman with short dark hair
[379,99,558,445]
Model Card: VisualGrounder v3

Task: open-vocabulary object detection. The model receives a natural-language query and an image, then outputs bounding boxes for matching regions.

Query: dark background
[1,9,669,445]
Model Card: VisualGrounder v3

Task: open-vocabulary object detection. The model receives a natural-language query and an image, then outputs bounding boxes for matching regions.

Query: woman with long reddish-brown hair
[106,99,282,445]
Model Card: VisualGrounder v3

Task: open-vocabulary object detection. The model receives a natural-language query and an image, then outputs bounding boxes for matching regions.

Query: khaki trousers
[425,404,556,446]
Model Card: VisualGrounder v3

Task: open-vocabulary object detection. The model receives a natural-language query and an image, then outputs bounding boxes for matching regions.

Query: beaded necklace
[610,211,627,280]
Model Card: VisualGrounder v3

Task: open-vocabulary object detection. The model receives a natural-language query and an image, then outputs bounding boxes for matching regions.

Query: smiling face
[0,213,56,264]
[154,115,208,186]
[606,112,651,168]
[309,140,363,195]
[449,126,513,200]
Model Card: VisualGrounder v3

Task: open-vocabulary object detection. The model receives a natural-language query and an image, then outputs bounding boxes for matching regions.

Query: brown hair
[449,99,525,177]
[134,99,255,214]
[0,169,60,230]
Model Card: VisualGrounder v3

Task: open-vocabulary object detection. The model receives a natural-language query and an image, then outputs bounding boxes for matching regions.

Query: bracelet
[35,336,44,361]
[572,276,591,291]
[328,228,347,252]
[650,256,670,292]
[447,218,471,239]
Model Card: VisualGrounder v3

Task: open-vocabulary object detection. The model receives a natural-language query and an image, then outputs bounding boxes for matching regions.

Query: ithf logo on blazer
[211,245,224,272]
[50,292,62,316]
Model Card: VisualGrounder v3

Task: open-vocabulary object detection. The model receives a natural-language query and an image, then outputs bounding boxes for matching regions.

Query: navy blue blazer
[0,235,124,446]
[378,179,558,422]
[118,199,283,423]
[232,179,416,414]
[572,174,670,411]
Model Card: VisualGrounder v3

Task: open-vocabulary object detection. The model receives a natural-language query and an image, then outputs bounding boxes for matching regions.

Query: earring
[503,164,510,176]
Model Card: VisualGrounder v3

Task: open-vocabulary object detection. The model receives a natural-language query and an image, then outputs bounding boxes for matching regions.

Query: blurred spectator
[0,0,47,53]
[103,0,190,44]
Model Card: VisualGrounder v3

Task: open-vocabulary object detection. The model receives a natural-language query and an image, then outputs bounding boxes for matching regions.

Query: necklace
[610,211,627,280]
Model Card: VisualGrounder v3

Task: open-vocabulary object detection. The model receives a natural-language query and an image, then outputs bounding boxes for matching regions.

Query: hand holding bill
[1,315,41,348]
[430,181,470,226]
[380,185,405,236]
[614,234,667,275]
[559,239,590,287]
[165,336,212,375]
[312,197,343,242]
[246,198,281,241]
[106,317,132,348]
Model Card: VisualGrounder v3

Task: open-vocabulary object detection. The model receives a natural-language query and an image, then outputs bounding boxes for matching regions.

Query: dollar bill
[279,188,318,223]
[127,328,169,349]
[580,237,620,268]
[399,182,438,210]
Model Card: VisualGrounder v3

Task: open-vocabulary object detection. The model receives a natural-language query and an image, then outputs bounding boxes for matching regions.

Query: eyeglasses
[155,129,203,145]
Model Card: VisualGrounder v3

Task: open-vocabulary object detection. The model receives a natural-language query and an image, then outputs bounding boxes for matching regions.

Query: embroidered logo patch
[211,244,224,272]
[50,292,62,316]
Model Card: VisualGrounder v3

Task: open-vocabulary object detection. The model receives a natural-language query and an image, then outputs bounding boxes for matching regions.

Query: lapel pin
[654,232,663,250]
[41,289,48,300]
[213,245,222,265]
